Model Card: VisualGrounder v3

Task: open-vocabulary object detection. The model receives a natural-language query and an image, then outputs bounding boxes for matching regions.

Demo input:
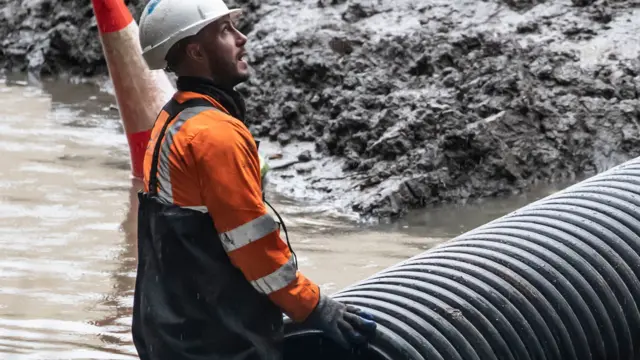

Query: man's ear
[185,43,206,63]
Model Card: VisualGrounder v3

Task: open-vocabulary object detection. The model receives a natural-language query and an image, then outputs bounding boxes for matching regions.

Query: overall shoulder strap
[148,98,215,195]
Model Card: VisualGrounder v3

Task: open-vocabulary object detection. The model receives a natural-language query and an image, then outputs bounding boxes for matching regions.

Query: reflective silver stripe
[181,205,208,213]
[251,255,297,295]
[219,214,278,252]
[157,106,216,203]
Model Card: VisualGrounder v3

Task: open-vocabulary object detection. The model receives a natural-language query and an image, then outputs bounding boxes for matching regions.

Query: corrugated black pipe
[283,159,640,360]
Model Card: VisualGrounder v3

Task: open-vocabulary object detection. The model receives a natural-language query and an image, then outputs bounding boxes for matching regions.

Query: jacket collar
[176,76,247,122]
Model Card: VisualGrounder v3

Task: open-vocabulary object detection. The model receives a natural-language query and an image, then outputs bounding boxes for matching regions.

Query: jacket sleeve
[188,118,320,322]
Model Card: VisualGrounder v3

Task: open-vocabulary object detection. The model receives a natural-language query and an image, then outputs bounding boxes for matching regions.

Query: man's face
[195,15,249,88]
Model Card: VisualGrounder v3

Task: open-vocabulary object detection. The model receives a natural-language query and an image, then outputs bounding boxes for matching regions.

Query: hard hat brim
[228,8,243,21]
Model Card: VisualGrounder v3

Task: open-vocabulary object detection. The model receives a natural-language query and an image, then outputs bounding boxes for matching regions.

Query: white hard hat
[139,0,242,70]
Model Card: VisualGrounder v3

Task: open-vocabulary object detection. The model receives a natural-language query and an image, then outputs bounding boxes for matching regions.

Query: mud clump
[238,0,640,219]
[0,0,140,75]
[0,0,258,75]
[3,0,640,220]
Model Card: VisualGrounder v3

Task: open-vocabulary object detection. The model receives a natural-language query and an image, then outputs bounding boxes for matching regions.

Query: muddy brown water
[0,76,579,358]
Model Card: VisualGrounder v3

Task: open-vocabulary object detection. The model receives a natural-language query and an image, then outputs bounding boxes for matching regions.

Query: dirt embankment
[3,0,640,221]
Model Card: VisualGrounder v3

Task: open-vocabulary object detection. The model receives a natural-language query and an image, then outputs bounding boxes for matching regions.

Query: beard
[208,56,250,89]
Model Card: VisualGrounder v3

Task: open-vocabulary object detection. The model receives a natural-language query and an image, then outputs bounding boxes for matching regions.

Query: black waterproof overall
[132,97,284,360]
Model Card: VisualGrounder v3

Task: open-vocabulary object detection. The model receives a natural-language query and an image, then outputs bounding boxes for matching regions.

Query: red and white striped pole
[91,0,175,180]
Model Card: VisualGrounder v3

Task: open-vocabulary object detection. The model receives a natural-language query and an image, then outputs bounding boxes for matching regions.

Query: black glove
[304,293,377,349]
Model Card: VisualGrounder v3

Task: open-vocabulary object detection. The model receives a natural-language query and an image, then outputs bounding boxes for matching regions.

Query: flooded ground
[0,76,579,359]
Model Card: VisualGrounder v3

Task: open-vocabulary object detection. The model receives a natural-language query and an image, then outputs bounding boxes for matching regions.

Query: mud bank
[4,0,640,220]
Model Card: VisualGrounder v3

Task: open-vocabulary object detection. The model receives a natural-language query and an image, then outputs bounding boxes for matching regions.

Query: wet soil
[3,0,640,220]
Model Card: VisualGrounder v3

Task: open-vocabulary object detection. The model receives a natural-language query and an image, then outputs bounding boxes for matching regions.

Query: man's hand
[304,293,377,349]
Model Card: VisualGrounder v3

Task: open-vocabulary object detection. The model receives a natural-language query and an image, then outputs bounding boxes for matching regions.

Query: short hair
[164,36,195,73]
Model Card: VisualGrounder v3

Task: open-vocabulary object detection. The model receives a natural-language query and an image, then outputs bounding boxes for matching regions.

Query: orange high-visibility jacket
[142,90,320,321]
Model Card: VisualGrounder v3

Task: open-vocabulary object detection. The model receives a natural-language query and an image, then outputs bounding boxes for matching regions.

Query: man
[132,0,377,359]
